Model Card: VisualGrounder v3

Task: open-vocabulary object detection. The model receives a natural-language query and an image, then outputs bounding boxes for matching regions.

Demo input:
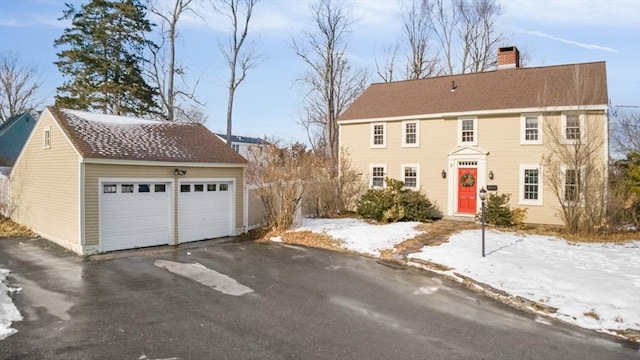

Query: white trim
[370,164,387,188]
[447,148,488,216]
[401,163,420,189]
[82,158,247,168]
[43,127,51,149]
[337,105,608,125]
[370,122,387,148]
[401,120,420,147]
[79,161,85,246]
[457,117,478,146]
[520,113,543,145]
[561,112,585,144]
[518,164,543,206]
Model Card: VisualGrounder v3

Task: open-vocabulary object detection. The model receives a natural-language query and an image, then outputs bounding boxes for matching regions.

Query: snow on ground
[289,218,640,336]
[293,218,423,256]
[0,268,22,340]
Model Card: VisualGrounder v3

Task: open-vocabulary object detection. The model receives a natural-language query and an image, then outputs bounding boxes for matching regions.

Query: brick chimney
[497,46,520,69]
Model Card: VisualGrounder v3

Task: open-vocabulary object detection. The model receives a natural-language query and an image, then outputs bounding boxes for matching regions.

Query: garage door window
[220,184,228,191]
[180,184,190,192]
[207,184,217,191]
[194,184,204,192]
[122,184,134,193]
[138,184,150,193]
[103,184,117,194]
[155,184,166,192]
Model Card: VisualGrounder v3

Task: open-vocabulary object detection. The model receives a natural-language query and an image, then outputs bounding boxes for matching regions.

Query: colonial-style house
[338,47,608,225]
[9,107,248,254]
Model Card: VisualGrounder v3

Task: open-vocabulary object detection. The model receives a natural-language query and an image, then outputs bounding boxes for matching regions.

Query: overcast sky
[1,0,639,142]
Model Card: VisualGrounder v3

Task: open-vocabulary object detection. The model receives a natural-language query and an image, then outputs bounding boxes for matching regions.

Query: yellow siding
[340,110,607,226]
[11,110,80,248]
[84,163,245,246]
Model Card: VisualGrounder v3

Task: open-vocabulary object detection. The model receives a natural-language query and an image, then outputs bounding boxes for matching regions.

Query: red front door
[457,168,477,214]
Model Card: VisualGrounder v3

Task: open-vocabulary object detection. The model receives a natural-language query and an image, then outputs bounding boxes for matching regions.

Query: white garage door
[178,181,233,243]
[100,182,172,252]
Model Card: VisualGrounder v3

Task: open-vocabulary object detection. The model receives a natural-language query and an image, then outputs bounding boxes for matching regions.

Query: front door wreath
[460,172,475,187]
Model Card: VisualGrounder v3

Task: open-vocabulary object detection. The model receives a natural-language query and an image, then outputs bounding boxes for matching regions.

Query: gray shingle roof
[49,107,247,165]
[339,61,608,121]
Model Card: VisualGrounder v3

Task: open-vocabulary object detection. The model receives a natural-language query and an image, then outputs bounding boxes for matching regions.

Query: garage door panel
[178,182,232,243]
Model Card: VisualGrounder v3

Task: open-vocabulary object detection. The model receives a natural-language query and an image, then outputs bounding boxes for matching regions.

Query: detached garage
[9,107,247,254]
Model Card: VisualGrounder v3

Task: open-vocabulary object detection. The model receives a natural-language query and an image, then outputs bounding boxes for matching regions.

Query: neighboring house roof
[0,112,38,165]
[338,61,608,121]
[215,133,267,145]
[49,107,247,164]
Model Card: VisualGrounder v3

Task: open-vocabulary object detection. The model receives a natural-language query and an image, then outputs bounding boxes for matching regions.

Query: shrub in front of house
[481,192,527,226]
[357,178,440,223]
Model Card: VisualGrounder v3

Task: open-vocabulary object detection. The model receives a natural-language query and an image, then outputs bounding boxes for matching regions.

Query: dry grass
[583,310,601,321]
[393,219,481,256]
[256,229,342,251]
[0,216,34,238]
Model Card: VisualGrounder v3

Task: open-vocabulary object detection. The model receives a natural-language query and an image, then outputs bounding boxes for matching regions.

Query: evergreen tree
[54,0,158,116]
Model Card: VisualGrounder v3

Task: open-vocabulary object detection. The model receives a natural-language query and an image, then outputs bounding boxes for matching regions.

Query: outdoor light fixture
[173,168,187,176]
[441,170,447,179]
[489,170,494,180]
[479,187,487,257]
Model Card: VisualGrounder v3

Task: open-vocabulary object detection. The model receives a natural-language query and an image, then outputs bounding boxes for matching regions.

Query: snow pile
[0,268,22,340]
[294,218,423,256]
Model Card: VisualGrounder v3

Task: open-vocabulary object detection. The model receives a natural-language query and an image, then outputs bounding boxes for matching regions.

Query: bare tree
[213,0,260,146]
[293,0,368,165]
[147,0,206,123]
[0,52,43,123]
[374,44,399,83]
[611,109,640,156]
[541,66,608,234]
[401,0,438,80]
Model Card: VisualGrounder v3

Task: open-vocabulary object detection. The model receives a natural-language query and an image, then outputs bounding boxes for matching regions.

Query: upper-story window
[370,123,387,148]
[402,121,419,147]
[43,127,51,149]
[457,118,477,146]
[562,113,584,143]
[521,114,542,144]
[232,144,240,152]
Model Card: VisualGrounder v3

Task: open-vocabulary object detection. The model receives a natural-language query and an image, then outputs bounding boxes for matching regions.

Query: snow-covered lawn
[0,269,22,340]
[290,218,640,338]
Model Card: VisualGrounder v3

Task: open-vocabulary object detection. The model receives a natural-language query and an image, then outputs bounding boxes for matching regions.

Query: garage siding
[10,111,80,248]
[84,163,244,247]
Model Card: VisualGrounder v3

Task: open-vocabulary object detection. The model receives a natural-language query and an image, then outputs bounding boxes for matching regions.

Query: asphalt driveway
[0,236,636,359]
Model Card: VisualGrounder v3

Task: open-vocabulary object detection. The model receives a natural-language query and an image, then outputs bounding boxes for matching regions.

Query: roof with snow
[49,107,247,164]
[339,61,608,121]
[215,133,267,145]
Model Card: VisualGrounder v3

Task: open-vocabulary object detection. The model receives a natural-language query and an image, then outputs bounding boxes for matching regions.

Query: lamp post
[479,187,487,257]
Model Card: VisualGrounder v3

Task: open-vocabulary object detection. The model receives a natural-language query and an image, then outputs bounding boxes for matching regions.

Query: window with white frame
[457,118,477,146]
[402,121,419,147]
[562,113,583,143]
[401,164,419,189]
[520,114,542,144]
[370,165,386,188]
[370,123,386,148]
[43,127,51,149]
[564,168,580,202]
[519,164,543,205]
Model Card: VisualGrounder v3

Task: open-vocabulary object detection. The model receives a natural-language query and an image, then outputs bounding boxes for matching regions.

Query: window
[180,184,190,192]
[402,121,419,147]
[121,184,134,193]
[370,123,386,148]
[401,164,419,189]
[207,184,217,191]
[138,184,150,193]
[154,184,166,192]
[457,118,477,146]
[519,165,543,205]
[564,168,580,202]
[219,184,229,191]
[370,165,386,188]
[43,128,51,149]
[194,184,204,192]
[103,184,117,194]
[562,113,583,143]
[521,114,542,144]
[232,144,240,152]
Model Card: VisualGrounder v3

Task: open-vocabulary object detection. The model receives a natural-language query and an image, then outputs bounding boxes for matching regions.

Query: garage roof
[49,107,247,164]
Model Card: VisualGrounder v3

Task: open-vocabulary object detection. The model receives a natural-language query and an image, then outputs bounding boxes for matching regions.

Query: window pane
[372,167,384,187]
[373,125,384,145]
[138,184,150,193]
[404,166,417,188]
[461,120,474,142]
[219,184,229,191]
[194,184,204,192]
[103,184,117,194]
[523,169,538,200]
[121,184,134,193]
[565,169,579,201]
[566,115,580,140]
[207,184,217,191]
[180,184,190,192]
[405,123,416,144]
[525,117,538,141]
[154,184,166,192]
